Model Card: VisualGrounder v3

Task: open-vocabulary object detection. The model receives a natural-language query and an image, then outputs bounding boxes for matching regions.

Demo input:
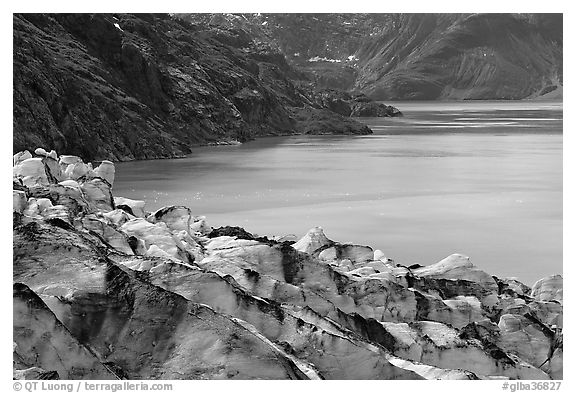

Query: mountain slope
[355,13,563,100]
[13,14,296,161]
[14,14,380,162]
[201,13,562,100]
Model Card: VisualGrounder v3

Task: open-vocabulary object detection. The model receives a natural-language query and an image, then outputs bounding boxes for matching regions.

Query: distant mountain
[182,13,563,100]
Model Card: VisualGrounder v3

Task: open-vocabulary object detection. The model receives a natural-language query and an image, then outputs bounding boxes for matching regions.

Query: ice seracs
[531,275,563,304]
[292,227,332,254]
[374,249,387,261]
[34,147,48,157]
[114,196,146,217]
[120,218,185,261]
[63,160,91,180]
[47,150,58,160]
[148,206,194,233]
[412,254,491,282]
[13,190,27,213]
[11,147,564,380]
[13,283,116,379]
[93,160,115,186]
[412,253,499,293]
[13,158,49,187]
[497,313,555,372]
[80,178,114,212]
[58,155,81,165]
[82,214,133,255]
[13,150,32,166]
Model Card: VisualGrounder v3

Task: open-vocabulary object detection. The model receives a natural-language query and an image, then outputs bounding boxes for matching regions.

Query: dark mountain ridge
[14,13,383,161]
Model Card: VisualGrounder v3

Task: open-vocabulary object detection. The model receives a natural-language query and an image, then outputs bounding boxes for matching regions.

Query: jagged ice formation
[13,148,563,380]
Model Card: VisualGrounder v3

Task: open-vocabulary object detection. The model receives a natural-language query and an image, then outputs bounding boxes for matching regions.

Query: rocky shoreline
[13,14,401,163]
[13,148,563,380]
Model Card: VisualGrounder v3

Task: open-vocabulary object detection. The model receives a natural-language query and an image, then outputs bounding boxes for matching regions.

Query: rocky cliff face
[14,13,562,161]
[14,14,401,162]
[191,13,562,100]
[13,149,563,380]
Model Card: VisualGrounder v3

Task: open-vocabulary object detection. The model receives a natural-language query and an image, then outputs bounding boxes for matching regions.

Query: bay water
[114,101,562,285]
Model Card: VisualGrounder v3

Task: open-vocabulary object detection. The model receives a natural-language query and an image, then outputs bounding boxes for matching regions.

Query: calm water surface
[115,101,562,285]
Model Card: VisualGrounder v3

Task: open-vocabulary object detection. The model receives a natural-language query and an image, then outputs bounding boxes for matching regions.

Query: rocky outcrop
[307,89,402,118]
[350,101,402,117]
[290,107,372,135]
[13,148,563,380]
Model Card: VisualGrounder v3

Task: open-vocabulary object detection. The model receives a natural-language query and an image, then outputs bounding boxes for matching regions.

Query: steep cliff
[14,14,385,162]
